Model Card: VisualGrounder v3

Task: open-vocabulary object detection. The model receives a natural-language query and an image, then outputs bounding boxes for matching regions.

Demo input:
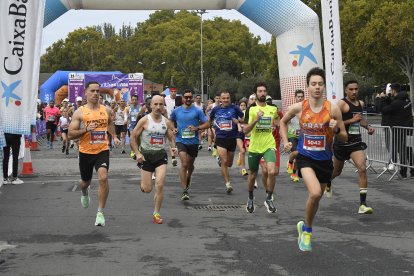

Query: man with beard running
[243,82,279,214]
[170,89,209,201]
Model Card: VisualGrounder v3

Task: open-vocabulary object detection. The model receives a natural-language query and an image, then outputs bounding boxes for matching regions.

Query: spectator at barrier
[375,87,394,169]
[377,83,414,178]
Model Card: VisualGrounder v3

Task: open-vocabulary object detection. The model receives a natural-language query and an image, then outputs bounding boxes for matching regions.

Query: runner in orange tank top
[280,67,347,252]
[68,81,120,227]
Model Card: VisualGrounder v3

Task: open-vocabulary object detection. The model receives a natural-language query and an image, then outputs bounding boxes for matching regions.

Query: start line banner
[68,73,144,104]
[0,0,45,135]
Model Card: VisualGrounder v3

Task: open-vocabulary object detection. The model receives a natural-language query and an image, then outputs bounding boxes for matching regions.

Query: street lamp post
[197,10,207,102]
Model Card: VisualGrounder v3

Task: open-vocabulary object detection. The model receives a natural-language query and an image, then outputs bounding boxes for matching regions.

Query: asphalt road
[0,140,413,276]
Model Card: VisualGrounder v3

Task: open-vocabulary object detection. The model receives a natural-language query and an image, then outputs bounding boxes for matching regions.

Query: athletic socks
[248,191,254,199]
[267,191,273,200]
[302,223,312,233]
[82,189,88,196]
[98,207,104,213]
[360,188,367,205]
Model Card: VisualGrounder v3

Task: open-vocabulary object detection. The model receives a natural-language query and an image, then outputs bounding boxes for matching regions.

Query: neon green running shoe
[95,211,105,227]
[297,221,312,252]
[81,194,90,208]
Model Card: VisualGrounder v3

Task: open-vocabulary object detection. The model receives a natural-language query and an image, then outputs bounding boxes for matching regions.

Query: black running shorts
[177,142,199,158]
[296,153,333,184]
[141,150,168,172]
[215,137,237,152]
[334,142,367,162]
[79,150,110,181]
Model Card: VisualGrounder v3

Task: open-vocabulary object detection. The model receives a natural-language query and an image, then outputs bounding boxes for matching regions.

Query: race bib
[349,113,361,134]
[303,134,326,151]
[256,117,272,130]
[182,128,195,139]
[48,115,55,122]
[348,122,360,135]
[130,111,138,122]
[218,120,232,131]
[61,124,68,130]
[150,134,164,145]
[90,131,107,144]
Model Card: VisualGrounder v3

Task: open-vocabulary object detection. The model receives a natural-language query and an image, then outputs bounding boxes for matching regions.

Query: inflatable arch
[40,70,121,103]
[44,0,323,111]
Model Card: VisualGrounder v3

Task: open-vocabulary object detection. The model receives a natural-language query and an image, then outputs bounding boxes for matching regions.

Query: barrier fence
[361,125,414,181]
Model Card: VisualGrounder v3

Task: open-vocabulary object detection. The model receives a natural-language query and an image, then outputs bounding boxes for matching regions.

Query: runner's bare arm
[67,109,86,140]
[331,104,347,143]
[166,120,177,156]
[130,116,147,161]
[243,109,263,134]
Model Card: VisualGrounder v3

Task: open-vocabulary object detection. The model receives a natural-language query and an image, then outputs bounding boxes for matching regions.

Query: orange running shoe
[287,161,294,174]
[153,213,163,224]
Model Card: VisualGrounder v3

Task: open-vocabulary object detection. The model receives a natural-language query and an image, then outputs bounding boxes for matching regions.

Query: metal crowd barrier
[360,125,414,181]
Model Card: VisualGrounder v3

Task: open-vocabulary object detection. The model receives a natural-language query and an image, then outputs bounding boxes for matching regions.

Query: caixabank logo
[1,80,22,107]
[2,1,28,108]
[289,43,317,67]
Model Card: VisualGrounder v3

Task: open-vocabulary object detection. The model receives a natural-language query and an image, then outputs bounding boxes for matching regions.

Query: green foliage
[40,10,277,96]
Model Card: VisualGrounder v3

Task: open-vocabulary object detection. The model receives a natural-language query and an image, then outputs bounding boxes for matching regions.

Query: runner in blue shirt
[170,89,210,201]
[210,91,244,193]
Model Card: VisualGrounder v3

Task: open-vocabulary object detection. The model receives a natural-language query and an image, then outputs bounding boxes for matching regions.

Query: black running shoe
[246,198,255,213]
[264,199,277,213]
[181,191,190,201]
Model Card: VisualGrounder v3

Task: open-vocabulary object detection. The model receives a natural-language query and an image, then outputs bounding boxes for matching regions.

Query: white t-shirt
[165,96,176,118]
[59,117,69,130]
[194,102,204,111]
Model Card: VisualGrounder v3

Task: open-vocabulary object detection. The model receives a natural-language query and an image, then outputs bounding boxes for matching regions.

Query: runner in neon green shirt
[243,82,279,214]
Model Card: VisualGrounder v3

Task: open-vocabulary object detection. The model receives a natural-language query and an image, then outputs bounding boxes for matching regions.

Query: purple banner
[68,73,85,103]
[68,73,143,104]
[128,73,144,104]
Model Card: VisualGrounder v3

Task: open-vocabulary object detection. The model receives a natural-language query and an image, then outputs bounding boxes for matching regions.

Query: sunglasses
[184,96,193,99]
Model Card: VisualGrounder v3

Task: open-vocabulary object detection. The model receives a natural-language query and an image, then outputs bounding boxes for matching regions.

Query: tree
[40,10,275,95]
[341,0,414,104]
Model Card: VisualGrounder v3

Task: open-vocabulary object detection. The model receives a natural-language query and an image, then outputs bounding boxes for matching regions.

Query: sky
[41,9,272,54]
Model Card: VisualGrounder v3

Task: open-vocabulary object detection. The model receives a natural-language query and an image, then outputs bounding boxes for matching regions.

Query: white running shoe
[11,177,24,185]
[358,205,373,214]
[324,187,332,198]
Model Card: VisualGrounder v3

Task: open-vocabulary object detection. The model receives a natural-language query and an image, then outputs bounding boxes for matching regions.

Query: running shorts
[79,150,110,181]
[296,153,333,184]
